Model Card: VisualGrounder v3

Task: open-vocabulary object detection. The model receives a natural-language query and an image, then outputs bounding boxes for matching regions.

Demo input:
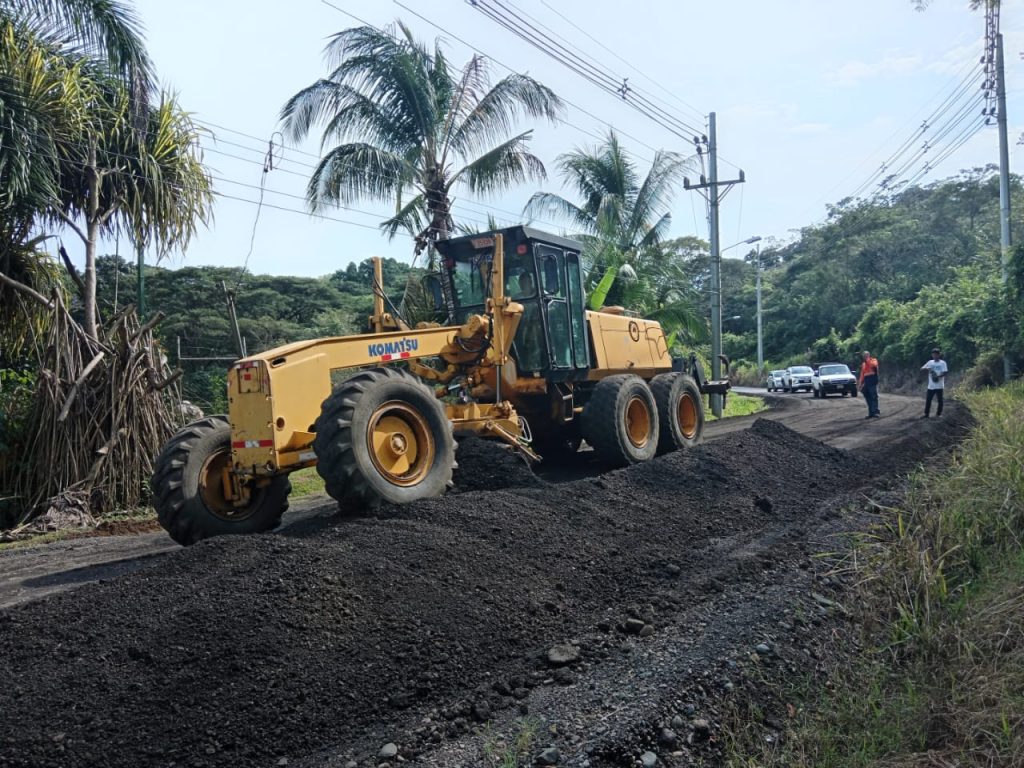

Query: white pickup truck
[783,365,814,393]
[812,363,858,398]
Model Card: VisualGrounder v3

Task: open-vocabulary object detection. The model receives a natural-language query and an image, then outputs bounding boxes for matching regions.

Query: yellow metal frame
[224,230,678,483]
[227,234,530,479]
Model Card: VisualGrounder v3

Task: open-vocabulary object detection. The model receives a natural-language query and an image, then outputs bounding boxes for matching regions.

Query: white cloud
[828,55,923,87]
[790,122,831,134]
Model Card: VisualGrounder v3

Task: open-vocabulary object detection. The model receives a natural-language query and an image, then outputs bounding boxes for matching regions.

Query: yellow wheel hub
[199,449,249,519]
[625,396,652,449]
[678,392,699,439]
[367,401,434,487]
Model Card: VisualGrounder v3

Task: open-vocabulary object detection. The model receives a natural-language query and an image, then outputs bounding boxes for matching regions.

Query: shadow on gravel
[0,406,971,768]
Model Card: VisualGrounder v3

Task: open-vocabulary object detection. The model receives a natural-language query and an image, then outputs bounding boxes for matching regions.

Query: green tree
[56,85,213,338]
[281,21,563,259]
[524,131,704,340]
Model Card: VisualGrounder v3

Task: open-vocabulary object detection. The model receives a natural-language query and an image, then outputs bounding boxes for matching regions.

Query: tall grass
[722,383,1024,767]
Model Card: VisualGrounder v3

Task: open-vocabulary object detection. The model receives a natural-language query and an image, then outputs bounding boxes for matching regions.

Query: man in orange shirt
[859,351,880,418]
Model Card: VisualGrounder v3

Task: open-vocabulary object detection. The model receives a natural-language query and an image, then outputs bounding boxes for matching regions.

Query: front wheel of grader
[313,367,455,509]
[151,415,291,546]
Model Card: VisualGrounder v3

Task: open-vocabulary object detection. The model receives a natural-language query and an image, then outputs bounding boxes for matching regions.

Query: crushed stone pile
[450,436,543,492]
[0,417,962,768]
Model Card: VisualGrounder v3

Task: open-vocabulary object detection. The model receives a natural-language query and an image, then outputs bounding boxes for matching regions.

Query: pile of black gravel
[0,415,964,768]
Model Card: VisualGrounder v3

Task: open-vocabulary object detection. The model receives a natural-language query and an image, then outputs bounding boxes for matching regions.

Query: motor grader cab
[151,226,729,545]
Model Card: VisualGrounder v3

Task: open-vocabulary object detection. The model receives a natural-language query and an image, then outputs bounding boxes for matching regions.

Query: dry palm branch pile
[1,273,182,528]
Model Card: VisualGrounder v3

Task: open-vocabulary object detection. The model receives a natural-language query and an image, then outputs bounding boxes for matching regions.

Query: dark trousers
[925,388,944,416]
[863,381,879,416]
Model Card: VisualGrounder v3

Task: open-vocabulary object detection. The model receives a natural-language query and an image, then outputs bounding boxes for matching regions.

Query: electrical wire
[468,0,706,142]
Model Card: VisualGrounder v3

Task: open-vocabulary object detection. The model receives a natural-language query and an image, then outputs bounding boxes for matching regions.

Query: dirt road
[0,390,965,767]
[0,390,908,610]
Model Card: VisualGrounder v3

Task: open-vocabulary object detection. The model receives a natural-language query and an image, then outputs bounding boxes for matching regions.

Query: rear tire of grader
[314,367,455,509]
[581,374,659,467]
[650,372,704,454]
[151,415,291,546]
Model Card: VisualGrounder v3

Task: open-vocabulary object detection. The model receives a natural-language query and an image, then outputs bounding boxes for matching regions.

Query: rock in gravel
[640,751,658,768]
[553,667,575,684]
[547,643,580,666]
[378,742,398,759]
[535,746,560,765]
[471,700,491,722]
[756,642,772,655]
[664,563,681,577]
[671,715,684,730]
[623,618,646,634]
[692,719,711,738]
[658,727,678,747]
[638,624,655,637]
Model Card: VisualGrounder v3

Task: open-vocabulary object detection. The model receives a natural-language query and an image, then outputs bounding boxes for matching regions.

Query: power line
[536,0,706,123]
[468,0,706,142]
[387,0,663,160]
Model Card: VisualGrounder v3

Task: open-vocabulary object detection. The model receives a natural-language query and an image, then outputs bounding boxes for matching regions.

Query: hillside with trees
[713,167,1024,381]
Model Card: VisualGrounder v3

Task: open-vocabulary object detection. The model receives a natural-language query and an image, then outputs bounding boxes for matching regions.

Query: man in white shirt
[920,347,948,418]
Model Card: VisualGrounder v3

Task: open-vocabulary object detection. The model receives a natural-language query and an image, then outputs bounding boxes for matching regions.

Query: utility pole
[996,32,1013,381]
[755,243,763,372]
[683,111,746,416]
[222,281,245,358]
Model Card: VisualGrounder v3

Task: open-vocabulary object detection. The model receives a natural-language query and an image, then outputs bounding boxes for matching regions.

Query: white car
[783,365,814,393]
[812,363,858,398]
[766,369,787,392]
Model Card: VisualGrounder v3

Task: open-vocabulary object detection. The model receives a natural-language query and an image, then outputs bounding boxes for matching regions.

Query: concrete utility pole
[996,32,1013,381]
[755,243,763,372]
[683,111,746,416]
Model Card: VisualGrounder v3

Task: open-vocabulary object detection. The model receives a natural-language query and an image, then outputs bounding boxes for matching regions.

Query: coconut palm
[280,22,563,259]
[0,0,151,88]
[524,131,706,342]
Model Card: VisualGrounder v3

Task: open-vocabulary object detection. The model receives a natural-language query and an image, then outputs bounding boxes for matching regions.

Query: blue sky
[102,0,1024,278]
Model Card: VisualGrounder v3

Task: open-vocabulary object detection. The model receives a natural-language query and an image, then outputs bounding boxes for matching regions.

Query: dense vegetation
[91,255,418,412]
[717,167,1024,380]
[82,166,1024,414]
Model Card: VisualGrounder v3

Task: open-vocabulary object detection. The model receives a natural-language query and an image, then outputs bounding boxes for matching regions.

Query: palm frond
[2,0,153,90]
[523,191,594,233]
[453,131,546,196]
[449,72,563,160]
[625,149,692,245]
[379,191,426,241]
[308,143,411,210]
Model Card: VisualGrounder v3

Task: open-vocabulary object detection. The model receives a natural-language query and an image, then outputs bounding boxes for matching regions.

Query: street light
[722,235,762,255]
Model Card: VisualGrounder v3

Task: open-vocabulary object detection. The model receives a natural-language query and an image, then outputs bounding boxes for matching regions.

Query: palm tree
[524,131,706,342]
[0,0,156,342]
[0,0,152,89]
[281,21,563,260]
[54,83,214,338]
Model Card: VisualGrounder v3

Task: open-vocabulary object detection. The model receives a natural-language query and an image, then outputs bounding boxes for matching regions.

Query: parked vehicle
[766,369,787,392]
[812,363,858,398]
[783,365,814,393]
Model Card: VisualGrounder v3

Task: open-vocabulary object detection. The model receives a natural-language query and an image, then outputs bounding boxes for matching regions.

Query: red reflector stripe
[380,352,412,361]
[231,439,274,449]
[243,373,252,380]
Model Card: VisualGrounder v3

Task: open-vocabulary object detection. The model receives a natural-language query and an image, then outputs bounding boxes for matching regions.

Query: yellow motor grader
[152,226,729,545]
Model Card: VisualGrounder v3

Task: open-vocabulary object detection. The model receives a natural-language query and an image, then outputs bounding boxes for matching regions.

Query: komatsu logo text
[368,338,419,358]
